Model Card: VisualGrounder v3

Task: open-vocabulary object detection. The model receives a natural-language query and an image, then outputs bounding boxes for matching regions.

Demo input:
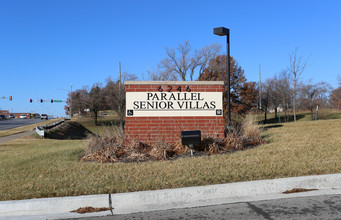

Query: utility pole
[259,64,262,110]
[119,62,122,128]
[70,84,72,118]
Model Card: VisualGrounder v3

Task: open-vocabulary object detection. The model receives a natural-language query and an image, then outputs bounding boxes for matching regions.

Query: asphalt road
[0,118,47,131]
[76,194,341,220]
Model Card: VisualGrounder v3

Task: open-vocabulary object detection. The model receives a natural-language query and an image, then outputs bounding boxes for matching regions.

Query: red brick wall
[0,110,9,115]
[125,83,225,145]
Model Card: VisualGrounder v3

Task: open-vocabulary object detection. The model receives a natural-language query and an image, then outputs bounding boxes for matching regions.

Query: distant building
[269,107,284,113]
[0,110,9,115]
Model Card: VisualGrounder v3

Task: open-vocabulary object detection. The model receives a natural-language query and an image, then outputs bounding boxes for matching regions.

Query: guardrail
[35,118,70,137]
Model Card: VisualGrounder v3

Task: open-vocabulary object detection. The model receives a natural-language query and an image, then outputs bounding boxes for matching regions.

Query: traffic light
[51,99,53,103]
[30,99,32,103]
[9,96,12,101]
[40,99,43,103]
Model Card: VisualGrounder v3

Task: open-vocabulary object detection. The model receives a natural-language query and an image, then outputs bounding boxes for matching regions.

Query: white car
[20,114,27,119]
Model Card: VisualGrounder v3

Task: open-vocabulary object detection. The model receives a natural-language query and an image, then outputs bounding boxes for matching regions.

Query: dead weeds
[71,206,113,214]
[283,188,318,194]
[81,125,264,163]
[80,114,265,163]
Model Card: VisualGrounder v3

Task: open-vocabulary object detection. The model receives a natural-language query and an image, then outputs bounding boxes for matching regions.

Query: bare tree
[288,47,310,122]
[263,71,292,122]
[330,86,341,110]
[89,83,108,126]
[191,44,221,81]
[261,88,269,123]
[121,72,138,82]
[146,65,177,81]
[298,81,330,120]
[70,87,90,116]
[104,73,138,125]
[104,77,119,112]
[68,83,109,125]
[263,76,281,120]
[328,75,341,110]
[277,71,293,122]
[160,41,221,81]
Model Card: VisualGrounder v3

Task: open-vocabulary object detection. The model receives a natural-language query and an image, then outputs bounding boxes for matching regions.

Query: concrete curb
[0,173,340,219]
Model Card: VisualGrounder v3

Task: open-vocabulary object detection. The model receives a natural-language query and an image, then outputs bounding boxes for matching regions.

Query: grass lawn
[255,109,341,124]
[72,111,120,134]
[0,118,340,201]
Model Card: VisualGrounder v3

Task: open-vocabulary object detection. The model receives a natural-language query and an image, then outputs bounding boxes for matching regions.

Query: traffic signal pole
[1,96,13,101]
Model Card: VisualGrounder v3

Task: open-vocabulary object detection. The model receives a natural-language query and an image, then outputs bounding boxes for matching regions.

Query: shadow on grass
[327,113,341,120]
[260,125,283,144]
[262,124,283,131]
[259,114,306,124]
[97,120,121,126]
[45,122,93,140]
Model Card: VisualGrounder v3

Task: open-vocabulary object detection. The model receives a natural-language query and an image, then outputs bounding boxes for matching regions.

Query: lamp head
[214,27,229,36]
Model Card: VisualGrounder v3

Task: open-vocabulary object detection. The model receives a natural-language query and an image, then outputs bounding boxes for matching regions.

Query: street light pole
[70,84,72,118]
[214,27,231,127]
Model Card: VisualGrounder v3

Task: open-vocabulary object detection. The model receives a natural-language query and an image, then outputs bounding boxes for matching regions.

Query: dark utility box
[181,130,201,146]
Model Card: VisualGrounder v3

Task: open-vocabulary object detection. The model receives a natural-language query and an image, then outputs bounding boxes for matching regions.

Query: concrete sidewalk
[0,130,35,144]
[0,173,340,220]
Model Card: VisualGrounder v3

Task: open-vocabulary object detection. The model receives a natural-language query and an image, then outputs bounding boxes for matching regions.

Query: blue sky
[0,0,340,117]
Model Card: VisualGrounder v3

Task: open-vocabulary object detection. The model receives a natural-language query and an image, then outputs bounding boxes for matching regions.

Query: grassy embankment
[254,108,341,123]
[0,112,340,201]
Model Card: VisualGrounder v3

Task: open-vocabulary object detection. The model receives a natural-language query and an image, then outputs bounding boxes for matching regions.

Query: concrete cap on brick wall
[124,81,224,85]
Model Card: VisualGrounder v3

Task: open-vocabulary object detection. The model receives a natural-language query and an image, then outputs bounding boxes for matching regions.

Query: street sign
[54,100,63,103]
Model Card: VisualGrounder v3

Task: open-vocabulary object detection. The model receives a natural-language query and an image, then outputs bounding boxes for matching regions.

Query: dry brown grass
[82,127,124,162]
[225,132,244,151]
[82,127,183,162]
[241,114,262,139]
[0,118,340,201]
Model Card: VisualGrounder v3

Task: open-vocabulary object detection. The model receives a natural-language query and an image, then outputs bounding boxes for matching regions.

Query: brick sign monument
[124,81,225,145]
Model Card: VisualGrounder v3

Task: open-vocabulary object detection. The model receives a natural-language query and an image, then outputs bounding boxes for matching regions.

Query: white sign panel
[126,92,223,117]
